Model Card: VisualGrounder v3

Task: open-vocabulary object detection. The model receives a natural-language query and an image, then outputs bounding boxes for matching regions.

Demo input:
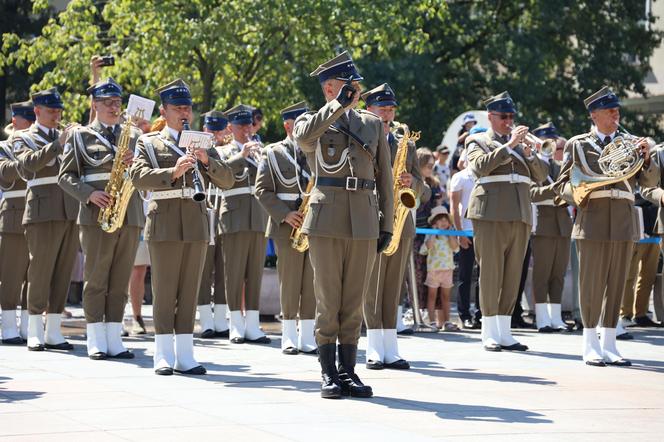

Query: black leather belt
[317,176,376,191]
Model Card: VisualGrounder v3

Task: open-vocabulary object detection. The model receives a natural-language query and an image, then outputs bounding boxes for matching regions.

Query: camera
[99,55,115,67]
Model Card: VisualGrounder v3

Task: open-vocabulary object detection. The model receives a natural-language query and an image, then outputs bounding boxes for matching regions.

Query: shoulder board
[567,132,592,143]
[357,109,380,119]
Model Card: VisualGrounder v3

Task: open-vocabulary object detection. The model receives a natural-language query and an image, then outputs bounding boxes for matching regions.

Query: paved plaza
[0,309,663,441]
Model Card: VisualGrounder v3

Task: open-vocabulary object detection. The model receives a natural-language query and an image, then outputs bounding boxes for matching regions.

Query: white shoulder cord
[0,143,18,191]
[267,148,298,188]
[73,129,113,169]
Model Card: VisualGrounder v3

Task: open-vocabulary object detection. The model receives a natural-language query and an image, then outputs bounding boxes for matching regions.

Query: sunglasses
[490,113,515,120]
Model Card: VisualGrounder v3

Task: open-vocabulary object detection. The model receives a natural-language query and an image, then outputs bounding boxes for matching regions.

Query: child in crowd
[419,206,459,331]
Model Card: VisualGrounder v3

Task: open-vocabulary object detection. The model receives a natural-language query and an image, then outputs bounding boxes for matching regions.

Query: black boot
[318,344,342,399]
[338,344,373,398]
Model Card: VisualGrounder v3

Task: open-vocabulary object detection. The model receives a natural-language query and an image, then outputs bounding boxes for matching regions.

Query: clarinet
[181,119,206,202]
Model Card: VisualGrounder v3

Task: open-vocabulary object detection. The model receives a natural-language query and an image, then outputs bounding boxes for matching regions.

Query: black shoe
[606,359,632,367]
[2,336,25,345]
[538,326,555,333]
[199,329,216,339]
[574,319,584,331]
[121,329,129,337]
[230,337,245,344]
[300,348,318,355]
[318,343,342,399]
[396,328,414,335]
[501,342,528,352]
[215,329,230,338]
[174,365,207,375]
[108,350,134,359]
[552,324,572,333]
[366,360,384,370]
[633,316,664,328]
[511,318,535,329]
[484,343,501,352]
[89,352,107,360]
[282,346,299,355]
[28,344,45,352]
[44,341,74,351]
[461,319,475,329]
[155,367,174,376]
[384,359,410,370]
[338,344,373,398]
[617,332,634,341]
[585,359,606,367]
[246,335,271,344]
[471,318,482,329]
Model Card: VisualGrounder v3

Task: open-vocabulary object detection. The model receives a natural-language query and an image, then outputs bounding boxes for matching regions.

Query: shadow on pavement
[0,376,45,404]
[407,361,556,385]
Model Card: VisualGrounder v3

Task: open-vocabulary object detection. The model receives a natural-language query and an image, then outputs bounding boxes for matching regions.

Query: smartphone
[100,55,115,67]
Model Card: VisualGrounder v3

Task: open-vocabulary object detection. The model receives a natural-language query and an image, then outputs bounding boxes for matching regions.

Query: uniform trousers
[577,239,633,328]
[456,242,480,321]
[621,242,659,319]
[473,220,530,316]
[532,235,571,304]
[273,237,315,320]
[197,236,226,305]
[221,231,267,311]
[308,236,376,346]
[25,221,79,315]
[0,232,29,310]
[149,240,207,334]
[364,235,412,329]
[79,225,140,323]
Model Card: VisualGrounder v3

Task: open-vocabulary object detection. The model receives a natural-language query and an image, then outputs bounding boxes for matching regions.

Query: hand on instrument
[399,172,413,188]
[459,236,472,249]
[336,78,359,108]
[284,211,304,229]
[508,125,529,148]
[122,149,134,166]
[635,137,651,162]
[377,231,393,253]
[191,147,209,166]
[89,190,112,208]
[172,155,196,180]
[241,141,261,158]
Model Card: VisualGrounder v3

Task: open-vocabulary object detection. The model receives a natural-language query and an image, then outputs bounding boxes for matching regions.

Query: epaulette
[356,109,380,121]
[567,132,592,143]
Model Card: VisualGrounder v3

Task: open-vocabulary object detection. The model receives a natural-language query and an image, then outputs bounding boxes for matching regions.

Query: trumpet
[509,125,543,147]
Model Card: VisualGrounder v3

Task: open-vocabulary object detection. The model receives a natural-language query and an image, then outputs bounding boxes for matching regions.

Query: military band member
[465,91,547,352]
[0,101,35,344]
[13,88,80,351]
[129,79,235,375]
[293,51,394,399]
[554,86,657,366]
[197,110,231,339]
[58,78,144,359]
[361,84,423,370]
[255,101,317,355]
[529,122,572,333]
[217,104,270,345]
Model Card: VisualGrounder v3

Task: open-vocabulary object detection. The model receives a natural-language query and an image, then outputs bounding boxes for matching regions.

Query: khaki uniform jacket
[530,159,573,237]
[58,120,145,227]
[129,128,235,242]
[639,147,664,235]
[554,130,659,241]
[216,142,269,235]
[0,140,27,234]
[465,129,548,224]
[255,137,311,240]
[13,125,79,225]
[389,125,425,238]
[293,100,394,239]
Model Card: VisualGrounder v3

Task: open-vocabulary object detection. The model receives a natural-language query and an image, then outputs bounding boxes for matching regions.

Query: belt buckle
[180,188,190,199]
[509,173,517,184]
[346,176,358,191]
[609,188,620,199]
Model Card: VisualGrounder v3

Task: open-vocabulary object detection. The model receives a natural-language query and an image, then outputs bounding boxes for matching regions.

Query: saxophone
[97,115,136,232]
[290,178,314,252]
[383,123,419,256]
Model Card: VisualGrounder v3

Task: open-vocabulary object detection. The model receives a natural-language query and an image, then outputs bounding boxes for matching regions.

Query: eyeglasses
[96,98,122,108]
[490,113,515,120]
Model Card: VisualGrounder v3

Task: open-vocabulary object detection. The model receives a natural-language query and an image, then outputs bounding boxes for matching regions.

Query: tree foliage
[1,0,662,146]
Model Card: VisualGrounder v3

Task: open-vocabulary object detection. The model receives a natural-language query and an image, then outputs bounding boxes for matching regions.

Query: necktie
[603,136,612,146]
[48,129,56,140]
[105,126,117,145]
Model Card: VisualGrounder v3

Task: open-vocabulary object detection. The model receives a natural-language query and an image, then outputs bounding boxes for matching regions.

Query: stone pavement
[1,312,663,441]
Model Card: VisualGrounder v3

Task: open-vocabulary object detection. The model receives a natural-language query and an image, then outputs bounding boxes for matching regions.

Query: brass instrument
[290,179,314,252]
[540,139,557,156]
[98,110,142,232]
[181,120,207,202]
[383,123,419,256]
[570,129,645,207]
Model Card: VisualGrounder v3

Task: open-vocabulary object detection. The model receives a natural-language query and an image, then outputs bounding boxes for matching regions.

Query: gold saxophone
[383,123,419,256]
[97,115,137,232]
[290,179,314,252]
